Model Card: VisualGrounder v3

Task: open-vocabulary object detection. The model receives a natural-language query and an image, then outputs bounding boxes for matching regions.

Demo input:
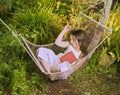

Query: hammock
[0,11,112,81]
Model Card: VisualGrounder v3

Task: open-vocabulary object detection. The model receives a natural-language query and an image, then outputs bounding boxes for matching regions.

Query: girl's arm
[55,25,71,48]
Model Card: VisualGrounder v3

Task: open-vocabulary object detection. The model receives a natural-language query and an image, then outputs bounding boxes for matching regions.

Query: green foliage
[11,66,28,94]
[0,0,12,19]
[0,63,13,94]
[104,3,120,62]
[11,5,62,44]
[0,0,59,94]
[0,0,120,94]
[98,3,120,66]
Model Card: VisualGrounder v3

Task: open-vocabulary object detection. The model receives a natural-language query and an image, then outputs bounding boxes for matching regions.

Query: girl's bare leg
[38,57,51,73]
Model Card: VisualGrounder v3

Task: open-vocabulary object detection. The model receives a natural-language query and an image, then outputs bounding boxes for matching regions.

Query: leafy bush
[98,3,120,66]
[0,0,62,94]
[11,5,62,44]
[105,3,120,62]
[0,0,13,19]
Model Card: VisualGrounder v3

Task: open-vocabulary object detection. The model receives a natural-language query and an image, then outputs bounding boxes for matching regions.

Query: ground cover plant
[0,0,120,95]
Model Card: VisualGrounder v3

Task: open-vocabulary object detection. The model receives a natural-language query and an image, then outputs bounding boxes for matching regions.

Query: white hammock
[0,11,112,81]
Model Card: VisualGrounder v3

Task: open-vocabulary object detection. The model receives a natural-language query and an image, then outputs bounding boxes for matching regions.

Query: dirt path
[47,80,81,95]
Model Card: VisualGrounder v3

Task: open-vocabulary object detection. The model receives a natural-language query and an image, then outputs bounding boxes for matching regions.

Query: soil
[47,72,120,95]
[47,80,82,95]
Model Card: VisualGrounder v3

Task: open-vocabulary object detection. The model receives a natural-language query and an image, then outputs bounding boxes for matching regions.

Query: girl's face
[70,34,80,50]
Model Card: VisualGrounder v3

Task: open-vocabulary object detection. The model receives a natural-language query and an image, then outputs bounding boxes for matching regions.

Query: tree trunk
[87,0,113,53]
[99,0,113,24]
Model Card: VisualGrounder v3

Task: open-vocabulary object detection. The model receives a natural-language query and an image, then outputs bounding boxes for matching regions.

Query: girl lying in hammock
[37,25,87,73]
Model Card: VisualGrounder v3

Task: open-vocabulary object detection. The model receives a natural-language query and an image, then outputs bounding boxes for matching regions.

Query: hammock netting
[0,11,112,81]
[20,12,112,81]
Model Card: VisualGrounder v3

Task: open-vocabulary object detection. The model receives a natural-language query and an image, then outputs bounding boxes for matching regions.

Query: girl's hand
[55,24,71,48]
[62,25,71,33]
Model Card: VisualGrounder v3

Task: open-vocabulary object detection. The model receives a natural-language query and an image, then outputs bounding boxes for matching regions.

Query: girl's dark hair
[70,29,89,56]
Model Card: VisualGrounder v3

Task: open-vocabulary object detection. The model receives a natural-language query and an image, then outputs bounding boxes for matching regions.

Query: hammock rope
[21,35,46,73]
[79,12,112,32]
[0,10,112,81]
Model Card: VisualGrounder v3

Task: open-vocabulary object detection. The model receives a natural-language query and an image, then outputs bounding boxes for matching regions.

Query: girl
[37,25,87,73]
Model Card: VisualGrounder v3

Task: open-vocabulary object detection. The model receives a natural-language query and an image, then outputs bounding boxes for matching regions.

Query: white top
[64,45,81,59]
[57,45,81,66]
[37,46,81,73]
